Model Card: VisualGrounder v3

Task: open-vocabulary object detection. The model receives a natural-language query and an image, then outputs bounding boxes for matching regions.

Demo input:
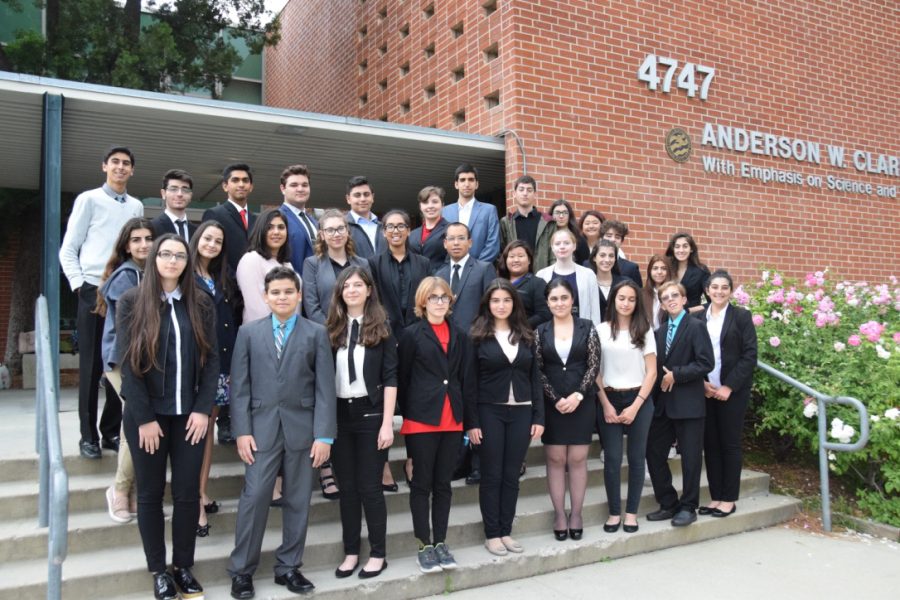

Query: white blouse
[597,322,656,389]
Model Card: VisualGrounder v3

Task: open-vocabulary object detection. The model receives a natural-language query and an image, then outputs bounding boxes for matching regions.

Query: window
[424,83,436,99]
[483,0,497,16]
[484,90,500,109]
[451,65,465,82]
[452,109,466,125]
[483,42,499,63]
[451,21,464,38]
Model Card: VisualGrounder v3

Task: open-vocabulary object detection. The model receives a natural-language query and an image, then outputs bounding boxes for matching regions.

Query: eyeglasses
[322,226,348,237]
[384,223,409,233]
[552,210,569,216]
[165,186,193,195]
[427,294,452,305]
[158,250,188,262]
[660,292,682,302]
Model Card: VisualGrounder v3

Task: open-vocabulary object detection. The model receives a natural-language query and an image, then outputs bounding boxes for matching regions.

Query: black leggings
[124,409,204,573]
[405,431,462,546]
[597,391,654,515]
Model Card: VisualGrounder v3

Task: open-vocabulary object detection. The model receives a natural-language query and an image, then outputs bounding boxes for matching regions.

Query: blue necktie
[275,323,286,360]
[666,321,676,354]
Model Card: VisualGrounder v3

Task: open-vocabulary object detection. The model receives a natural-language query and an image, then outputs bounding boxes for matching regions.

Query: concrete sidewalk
[428,526,899,599]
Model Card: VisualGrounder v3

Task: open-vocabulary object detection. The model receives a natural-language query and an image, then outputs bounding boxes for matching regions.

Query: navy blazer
[618,257,643,287]
[195,274,237,376]
[654,312,714,419]
[696,304,758,402]
[279,204,317,274]
[368,251,431,335]
[435,258,496,332]
[467,335,545,429]
[409,218,449,273]
[151,213,197,241]
[397,319,475,426]
[201,203,257,273]
[442,199,501,263]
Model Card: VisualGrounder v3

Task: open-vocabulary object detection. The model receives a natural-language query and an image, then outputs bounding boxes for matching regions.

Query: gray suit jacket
[301,254,370,325]
[436,258,496,332]
[230,315,337,452]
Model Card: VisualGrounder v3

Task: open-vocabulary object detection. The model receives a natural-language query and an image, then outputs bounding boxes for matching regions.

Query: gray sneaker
[434,542,457,570]
[417,545,442,573]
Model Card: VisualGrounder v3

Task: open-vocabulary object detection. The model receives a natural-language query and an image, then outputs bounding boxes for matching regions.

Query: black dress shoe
[231,573,254,599]
[172,567,204,599]
[79,439,101,459]
[465,469,481,485]
[275,569,315,594]
[553,529,568,541]
[568,528,583,540]
[646,507,677,521]
[382,482,399,492]
[698,506,715,516]
[603,520,621,533]
[711,505,737,518]
[101,436,120,452]
[153,571,177,600]
[358,560,388,579]
[204,500,219,514]
[671,509,698,527]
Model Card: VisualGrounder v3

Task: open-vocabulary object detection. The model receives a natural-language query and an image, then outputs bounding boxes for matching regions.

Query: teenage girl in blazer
[697,270,758,518]
[467,279,544,556]
[326,266,398,579]
[590,239,627,322]
[665,232,710,312]
[642,254,672,331]
[397,277,476,573]
[409,186,449,272]
[117,234,218,600]
[498,241,551,327]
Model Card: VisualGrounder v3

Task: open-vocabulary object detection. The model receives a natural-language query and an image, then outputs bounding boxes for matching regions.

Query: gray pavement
[428,525,899,599]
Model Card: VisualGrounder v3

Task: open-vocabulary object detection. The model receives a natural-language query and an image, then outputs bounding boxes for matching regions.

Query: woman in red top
[397,277,475,574]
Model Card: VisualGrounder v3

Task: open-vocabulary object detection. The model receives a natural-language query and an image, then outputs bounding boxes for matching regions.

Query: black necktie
[348,319,359,383]
[451,264,461,295]
[176,219,187,241]
[298,211,316,240]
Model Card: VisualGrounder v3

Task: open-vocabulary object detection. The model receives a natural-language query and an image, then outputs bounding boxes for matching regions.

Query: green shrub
[740,270,900,526]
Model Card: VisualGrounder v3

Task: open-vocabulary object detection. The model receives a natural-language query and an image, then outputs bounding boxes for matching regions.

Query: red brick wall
[267,0,900,285]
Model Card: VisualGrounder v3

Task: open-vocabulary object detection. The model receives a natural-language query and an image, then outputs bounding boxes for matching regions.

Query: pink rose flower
[769,336,781,347]
[752,314,764,326]
[772,274,783,286]
[848,335,861,347]
[893,332,900,344]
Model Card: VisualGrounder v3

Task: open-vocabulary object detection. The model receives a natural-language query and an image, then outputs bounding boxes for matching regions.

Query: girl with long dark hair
[665,232,710,312]
[236,208,294,322]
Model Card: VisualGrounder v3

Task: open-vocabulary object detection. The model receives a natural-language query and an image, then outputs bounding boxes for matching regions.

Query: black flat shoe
[270,496,283,508]
[623,523,639,533]
[153,571,177,600]
[196,523,210,537]
[334,563,357,579]
[382,482,399,492]
[568,528,583,540]
[101,436,120,453]
[646,507,677,521]
[204,500,219,514]
[553,529,568,541]
[603,520,621,533]
[358,560,388,579]
[711,505,737,518]
[698,506,716,516]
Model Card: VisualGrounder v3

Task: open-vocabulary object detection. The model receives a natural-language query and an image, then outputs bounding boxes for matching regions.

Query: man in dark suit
[645,281,714,527]
[435,222,496,333]
[278,164,319,273]
[201,163,257,445]
[201,163,257,273]
[600,219,642,286]
[151,169,198,242]
[227,267,337,599]
[344,175,386,259]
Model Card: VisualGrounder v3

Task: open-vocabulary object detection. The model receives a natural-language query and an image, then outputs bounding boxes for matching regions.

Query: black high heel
[319,462,340,500]
[553,529,568,541]
[196,523,210,537]
[568,528,583,540]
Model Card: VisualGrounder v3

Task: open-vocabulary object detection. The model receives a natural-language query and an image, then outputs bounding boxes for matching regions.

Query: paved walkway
[428,526,899,599]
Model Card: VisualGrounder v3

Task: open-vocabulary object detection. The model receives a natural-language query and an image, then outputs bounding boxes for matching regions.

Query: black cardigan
[397,319,476,426]
[466,335,545,429]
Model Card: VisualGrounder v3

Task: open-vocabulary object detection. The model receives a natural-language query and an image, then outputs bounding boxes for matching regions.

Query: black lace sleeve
[535,327,560,401]
[578,326,601,395]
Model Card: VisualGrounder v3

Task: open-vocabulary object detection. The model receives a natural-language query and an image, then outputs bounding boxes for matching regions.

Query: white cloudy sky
[138,1,290,24]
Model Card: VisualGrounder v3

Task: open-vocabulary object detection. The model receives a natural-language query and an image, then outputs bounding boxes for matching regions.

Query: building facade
[265,0,899,284]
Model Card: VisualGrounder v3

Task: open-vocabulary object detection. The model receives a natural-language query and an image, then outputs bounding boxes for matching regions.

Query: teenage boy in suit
[442,163,500,263]
[645,281,714,527]
[228,267,337,599]
[278,164,319,273]
[151,169,198,242]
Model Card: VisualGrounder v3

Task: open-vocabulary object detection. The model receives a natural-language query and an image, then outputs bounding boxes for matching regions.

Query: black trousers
[477,403,532,538]
[331,398,388,557]
[405,430,462,546]
[645,413,704,512]
[123,409,204,573]
[704,394,749,502]
[77,283,121,443]
[597,391,654,515]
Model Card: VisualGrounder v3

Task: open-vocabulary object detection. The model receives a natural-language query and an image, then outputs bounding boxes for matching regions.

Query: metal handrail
[34,295,69,600]
[756,360,869,531]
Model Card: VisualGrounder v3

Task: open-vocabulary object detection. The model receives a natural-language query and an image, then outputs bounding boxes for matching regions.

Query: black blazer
[116,288,219,426]
[535,318,601,402]
[696,304,758,402]
[194,274,237,376]
[397,319,475,426]
[679,262,711,309]
[409,218,449,273]
[151,213,198,241]
[513,273,550,327]
[334,332,399,410]
[368,251,431,335]
[597,273,628,322]
[201,203,257,273]
[467,336,544,429]
[618,257,643,287]
[345,213,387,259]
[435,258,496,332]
[654,312,714,419]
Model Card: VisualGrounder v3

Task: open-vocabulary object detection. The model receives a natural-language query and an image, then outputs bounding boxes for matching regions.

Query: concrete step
[0,469,783,600]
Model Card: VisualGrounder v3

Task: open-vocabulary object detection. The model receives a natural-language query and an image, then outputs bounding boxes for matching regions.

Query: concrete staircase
[0,433,799,600]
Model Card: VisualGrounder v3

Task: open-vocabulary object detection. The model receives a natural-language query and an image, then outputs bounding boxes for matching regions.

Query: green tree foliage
[1,0,280,98]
